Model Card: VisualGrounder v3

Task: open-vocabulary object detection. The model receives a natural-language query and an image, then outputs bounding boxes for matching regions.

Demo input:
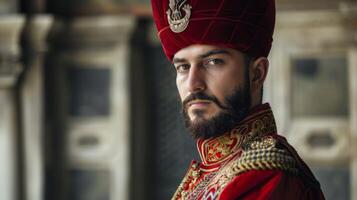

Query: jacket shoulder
[223,134,321,189]
[232,135,298,175]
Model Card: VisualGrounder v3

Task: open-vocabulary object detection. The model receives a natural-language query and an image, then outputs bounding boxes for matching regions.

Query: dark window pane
[307,130,335,148]
[67,67,111,117]
[77,135,100,148]
[69,169,110,200]
[291,57,349,117]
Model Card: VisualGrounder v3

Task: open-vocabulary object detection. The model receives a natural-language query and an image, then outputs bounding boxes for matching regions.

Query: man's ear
[250,57,269,91]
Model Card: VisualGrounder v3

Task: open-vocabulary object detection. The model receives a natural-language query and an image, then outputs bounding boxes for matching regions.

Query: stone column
[349,47,357,200]
[20,15,53,200]
[0,16,24,200]
[46,16,134,200]
[340,3,357,200]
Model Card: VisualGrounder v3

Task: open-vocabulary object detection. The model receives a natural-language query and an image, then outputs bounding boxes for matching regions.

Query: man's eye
[205,59,224,66]
[175,64,190,73]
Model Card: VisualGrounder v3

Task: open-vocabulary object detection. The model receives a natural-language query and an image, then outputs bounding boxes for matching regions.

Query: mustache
[182,92,229,110]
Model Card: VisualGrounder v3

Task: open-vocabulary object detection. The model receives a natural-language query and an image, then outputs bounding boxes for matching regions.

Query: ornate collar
[196,103,277,166]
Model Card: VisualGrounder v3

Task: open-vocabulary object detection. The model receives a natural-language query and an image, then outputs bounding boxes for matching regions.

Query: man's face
[173,44,252,138]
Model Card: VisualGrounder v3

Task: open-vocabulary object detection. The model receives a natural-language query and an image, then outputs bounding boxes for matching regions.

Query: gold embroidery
[173,104,283,199]
[229,136,298,178]
[205,134,239,163]
[198,109,277,166]
[171,162,202,200]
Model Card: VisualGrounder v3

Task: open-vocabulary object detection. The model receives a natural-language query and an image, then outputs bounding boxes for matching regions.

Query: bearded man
[150,0,325,199]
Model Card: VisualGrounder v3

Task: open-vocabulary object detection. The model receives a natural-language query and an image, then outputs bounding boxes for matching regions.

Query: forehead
[173,44,243,62]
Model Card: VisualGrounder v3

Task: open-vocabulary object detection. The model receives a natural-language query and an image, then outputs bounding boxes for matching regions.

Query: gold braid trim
[171,162,201,200]
[214,136,300,193]
[226,136,299,179]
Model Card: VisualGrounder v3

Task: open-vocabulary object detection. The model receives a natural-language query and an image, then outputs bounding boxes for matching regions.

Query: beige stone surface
[0,89,16,200]
[267,7,357,199]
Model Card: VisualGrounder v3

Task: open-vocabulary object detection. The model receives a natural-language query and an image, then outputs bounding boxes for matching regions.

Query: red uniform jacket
[172,104,325,200]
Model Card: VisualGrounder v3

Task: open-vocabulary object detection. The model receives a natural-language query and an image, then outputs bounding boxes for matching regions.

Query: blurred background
[0,0,356,200]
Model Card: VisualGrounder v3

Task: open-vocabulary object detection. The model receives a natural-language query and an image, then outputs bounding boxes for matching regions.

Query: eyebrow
[172,49,230,64]
[172,57,186,64]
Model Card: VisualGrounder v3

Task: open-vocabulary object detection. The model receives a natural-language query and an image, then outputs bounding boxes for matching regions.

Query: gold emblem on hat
[166,0,192,33]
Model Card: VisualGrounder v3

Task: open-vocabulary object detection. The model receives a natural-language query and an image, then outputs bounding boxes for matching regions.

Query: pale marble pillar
[348,47,357,200]
[341,3,357,200]
[20,15,53,200]
[0,16,24,200]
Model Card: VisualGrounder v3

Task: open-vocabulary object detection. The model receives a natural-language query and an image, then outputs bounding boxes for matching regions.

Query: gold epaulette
[229,136,299,175]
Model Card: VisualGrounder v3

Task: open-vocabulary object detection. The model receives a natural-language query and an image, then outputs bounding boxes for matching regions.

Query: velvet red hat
[151,0,275,60]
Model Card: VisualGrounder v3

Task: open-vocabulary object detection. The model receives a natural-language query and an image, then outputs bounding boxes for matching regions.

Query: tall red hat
[151,0,275,60]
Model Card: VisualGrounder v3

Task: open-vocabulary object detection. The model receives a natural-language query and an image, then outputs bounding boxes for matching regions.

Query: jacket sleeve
[218,170,325,200]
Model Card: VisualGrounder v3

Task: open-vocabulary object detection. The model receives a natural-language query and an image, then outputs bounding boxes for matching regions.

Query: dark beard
[182,83,251,139]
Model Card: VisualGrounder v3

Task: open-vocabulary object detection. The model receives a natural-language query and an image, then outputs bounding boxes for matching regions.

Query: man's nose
[187,65,206,92]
